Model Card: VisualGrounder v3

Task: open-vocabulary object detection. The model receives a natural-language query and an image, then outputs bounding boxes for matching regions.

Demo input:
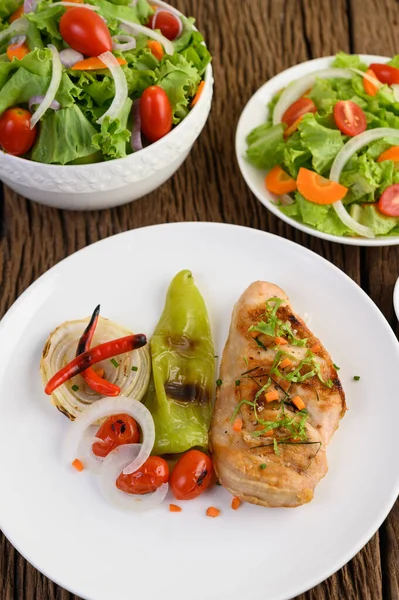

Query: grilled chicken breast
[210,282,346,508]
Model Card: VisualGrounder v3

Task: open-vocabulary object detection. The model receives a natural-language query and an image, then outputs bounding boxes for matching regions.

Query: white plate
[235,55,399,246]
[0,222,398,600]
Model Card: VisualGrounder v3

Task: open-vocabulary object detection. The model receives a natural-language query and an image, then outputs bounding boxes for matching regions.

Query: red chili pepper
[76,305,120,397]
[45,334,147,395]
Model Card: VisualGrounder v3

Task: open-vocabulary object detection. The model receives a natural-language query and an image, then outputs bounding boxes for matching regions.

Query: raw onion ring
[96,51,128,124]
[119,18,174,55]
[131,99,143,151]
[112,35,136,51]
[23,0,37,12]
[59,48,84,68]
[9,35,26,47]
[30,44,62,129]
[29,95,61,112]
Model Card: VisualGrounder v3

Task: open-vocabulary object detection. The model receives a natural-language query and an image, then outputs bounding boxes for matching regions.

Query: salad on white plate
[244,52,399,240]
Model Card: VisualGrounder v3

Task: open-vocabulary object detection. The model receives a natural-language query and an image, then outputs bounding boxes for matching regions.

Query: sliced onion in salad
[273,68,353,125]
[0,18,29,45]
[119,18,174,55]
[96,51,128,125]
[329,127,399,238]
[24,0,37,12]
[100,444,168,512]
[63,396,155,474]
[29,95,61,112]
[350,67,382,89]
[59,48,84,68]
[40,316,151,420]
[112,35,136,51]
[392,84,399,102]
[152,8,183,38]
[9,35,26,47]
[131,99,143,151]
[50,2,100,9]
[30,44,62,129]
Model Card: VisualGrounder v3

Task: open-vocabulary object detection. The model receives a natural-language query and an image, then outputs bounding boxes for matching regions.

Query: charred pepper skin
[145,270,215,454]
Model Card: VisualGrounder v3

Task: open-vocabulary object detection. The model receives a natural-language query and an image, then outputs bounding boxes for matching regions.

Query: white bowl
[0,1,213,211]
[236,54,399,246]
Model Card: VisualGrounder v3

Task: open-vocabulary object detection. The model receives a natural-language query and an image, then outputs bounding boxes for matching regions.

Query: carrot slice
[9,6,23,23]
[284,116,303,138]
[231,497,241,510]
[377,146,399,164]
[280,357,293,369]
[232,416,243,432]
[310,343,321,353]
[72,56,127,70]
[297,167,348,205]
[265,165,297,195]
[275,336,288,345]
[7,42,30,61]
[72,458,84,472]
[265,390,279,403]
[191,80,205,107]
[363,68,379,96]
[206,506,220,518]
[169,504,182,512]
[147,40,164,60]
[292,396,306,411]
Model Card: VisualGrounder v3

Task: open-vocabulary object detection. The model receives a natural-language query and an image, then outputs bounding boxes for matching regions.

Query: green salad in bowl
[245,52,399,240]
[0,0,211,165]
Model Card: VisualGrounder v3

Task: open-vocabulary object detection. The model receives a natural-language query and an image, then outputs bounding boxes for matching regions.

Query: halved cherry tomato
[265,165,297,195]
[9,6,23,23]
[281,98,317,128]
[0,107,36,156]
[59,7,112,56]
[370,63,399,85]
[140,85,172,143]
[297,167,348,205]
[7,42,30,61]
[377,146,399,166]
[170,450,213,500]
[148,10,181,41]
[333,100,367,136]
[116,456,169,495]
[147,40,164,61]
[363,68,379,97]
[92,414,140,458]
[378,184,399,217]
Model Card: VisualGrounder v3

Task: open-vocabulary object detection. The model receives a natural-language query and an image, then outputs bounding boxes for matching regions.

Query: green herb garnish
[353,375,360,381]
[235,379,241,386]
[273,438,280,455]
[260,463,267,470]
[216,379,222,387]
[249,297,308,347]
[131,366,138,372]
[333,363,340,370]
[243,356,249,365]
[71,384,79,392]
[111,358,119,368]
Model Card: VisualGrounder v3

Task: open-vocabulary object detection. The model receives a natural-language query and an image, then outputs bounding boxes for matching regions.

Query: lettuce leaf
[156,54,200,124]
[332,51,367,71]
[0,0,21,28]
[92,97,132,159]
[246,124,284,170]
[298,114,344,174]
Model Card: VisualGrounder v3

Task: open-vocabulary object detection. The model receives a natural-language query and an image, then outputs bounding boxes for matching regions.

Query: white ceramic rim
[0,0,212,172]
[235,54,399,247]
[393,277,399,320]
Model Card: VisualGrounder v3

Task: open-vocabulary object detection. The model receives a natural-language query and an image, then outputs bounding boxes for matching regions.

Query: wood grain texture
[0,0,398,599]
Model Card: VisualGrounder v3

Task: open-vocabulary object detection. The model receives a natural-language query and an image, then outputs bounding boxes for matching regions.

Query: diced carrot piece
[280,357,292,369]
[275,336,288,345]
[72,56,127,70]
[310,343,321,353]
[232,416,243,432]
[7,42,30,61]
[265,165,297,195]
[265,390,279,403]
[292,396,306,411]
[191,80,205,107]
[363,68,379,96]
[72,458,84,472]
[206,506,220,518]
[231,497,241,510]
[147,40,164,60]
[169,504,182,512]
[9,6,23,23]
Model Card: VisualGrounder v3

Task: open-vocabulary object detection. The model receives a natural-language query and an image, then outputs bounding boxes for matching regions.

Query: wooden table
[1,0,399,598]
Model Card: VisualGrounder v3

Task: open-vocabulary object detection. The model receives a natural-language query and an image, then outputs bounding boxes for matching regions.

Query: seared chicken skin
[210,282,346,508]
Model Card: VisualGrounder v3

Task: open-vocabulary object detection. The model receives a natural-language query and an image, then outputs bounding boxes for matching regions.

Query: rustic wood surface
[0,0,399,598]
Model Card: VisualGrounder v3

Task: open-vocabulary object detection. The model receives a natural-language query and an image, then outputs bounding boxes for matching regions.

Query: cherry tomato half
[0,107,36,156]
[369,63,399,85]
[170,450,213,500]
[59,7,112,56]
[281,97,317,128]
[116,456,169,495]
[378,184,399,217]
[333,100,367,137]
[140,85,172,143]
[92,414,140,458]
[148,11,181,41]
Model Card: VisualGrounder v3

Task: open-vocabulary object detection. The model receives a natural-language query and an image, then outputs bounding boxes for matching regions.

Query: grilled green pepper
[145,270,215,454]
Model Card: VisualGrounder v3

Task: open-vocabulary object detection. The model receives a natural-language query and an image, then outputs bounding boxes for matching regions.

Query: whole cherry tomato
[116,456,169,494]
[0,107,36,156]
[148,11,181,41]
[59,7,112,56]
[92,414,140,458]
[140,85,172,143]
[170,450,213,500]
[333,100,367,136]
